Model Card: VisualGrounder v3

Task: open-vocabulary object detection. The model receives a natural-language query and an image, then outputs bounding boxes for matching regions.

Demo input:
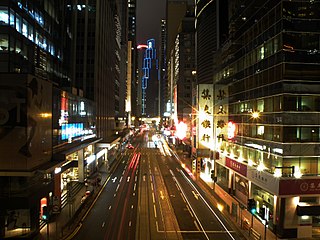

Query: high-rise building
[127,0,138,126]
[70,0,127,140]
[0,0,98,238]
[195,0,228,84]
[141,39,159,117]
[0,0,129,238]
[159,19,167,119]
[166,0,193,120]
[208,0,320,239]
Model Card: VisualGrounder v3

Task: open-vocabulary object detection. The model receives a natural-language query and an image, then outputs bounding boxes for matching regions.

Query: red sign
[226,157,247,177]
[279,178,320,195]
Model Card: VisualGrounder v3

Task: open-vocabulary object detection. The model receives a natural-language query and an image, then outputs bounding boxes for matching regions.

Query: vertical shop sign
[198,84,213,149]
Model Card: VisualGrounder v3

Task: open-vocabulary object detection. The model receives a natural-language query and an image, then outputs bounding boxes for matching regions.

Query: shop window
[216,164,229,191]
[300,158,318,175]
[0,34,9,51]
[0,7,9,25]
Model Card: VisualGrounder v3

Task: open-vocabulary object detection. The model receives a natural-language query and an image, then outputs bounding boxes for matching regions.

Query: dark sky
[136,0,166,45]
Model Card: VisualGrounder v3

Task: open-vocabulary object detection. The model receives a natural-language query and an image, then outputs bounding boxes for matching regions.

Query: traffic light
[42,206,48,221]
[247,198,256,214]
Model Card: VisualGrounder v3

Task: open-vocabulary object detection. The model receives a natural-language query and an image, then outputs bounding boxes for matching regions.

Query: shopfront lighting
[54,167,61,174]
[274,168,282,178]
[294,167,302,178]
[86,155,95,164]
[217,203,224,212]
[257,161,266,171]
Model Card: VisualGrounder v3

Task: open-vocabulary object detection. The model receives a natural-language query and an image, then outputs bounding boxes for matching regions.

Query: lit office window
[0,7,9,25]
[22,20,28,37]
[28,24,34,41]
[9,9,15,27]
[15,13,21,33]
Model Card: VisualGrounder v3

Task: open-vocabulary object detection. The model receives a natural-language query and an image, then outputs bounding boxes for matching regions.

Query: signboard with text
[225,157,247,177]
[198,84,213,149]
[279,178,320,196]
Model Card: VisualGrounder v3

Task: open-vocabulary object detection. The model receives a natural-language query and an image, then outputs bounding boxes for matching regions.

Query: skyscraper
[208,0,320,238]
[141,39,159,117]
[195,0,228,84]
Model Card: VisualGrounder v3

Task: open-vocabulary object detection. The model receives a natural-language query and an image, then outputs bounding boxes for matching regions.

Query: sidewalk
[37,162,111,240]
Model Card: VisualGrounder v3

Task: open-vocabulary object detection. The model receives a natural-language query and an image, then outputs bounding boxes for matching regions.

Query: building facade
[207,0,320,239]
[0,0,126,238]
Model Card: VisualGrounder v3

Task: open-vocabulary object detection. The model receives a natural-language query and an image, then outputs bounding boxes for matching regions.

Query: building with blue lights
[141,39,159,117]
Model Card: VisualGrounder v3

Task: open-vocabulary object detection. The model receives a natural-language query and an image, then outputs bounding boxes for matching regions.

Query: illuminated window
[257,126,264,136]
[22,20,28,37]
[9,9,14,27]
[0,34,8,51]
[15,13,21,33]
[260,46,265,59]
[0,7,9,25]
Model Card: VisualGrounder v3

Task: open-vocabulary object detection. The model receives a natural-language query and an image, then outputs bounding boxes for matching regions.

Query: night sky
[136,0,166,46]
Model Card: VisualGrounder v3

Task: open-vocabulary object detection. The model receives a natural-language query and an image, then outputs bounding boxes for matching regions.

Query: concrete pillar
[78,149,84,182]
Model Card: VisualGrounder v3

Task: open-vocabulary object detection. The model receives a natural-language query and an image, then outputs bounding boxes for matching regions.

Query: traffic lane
[73,153,134,240]
[104,152,140,240]
[172,169,239,240]
[136,150,157,240]
[151,152,183,240]
[156,156,202,234]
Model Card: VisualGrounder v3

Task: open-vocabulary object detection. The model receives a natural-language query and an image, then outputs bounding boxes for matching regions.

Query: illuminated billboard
[61,123,84,140]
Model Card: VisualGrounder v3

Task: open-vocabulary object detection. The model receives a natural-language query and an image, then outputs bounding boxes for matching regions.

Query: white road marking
[102,222,105,228]
[153,205,157,218]
[112,177,117,183]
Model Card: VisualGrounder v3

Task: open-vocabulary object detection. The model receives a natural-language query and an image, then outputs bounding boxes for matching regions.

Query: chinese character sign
[198,84,213,149]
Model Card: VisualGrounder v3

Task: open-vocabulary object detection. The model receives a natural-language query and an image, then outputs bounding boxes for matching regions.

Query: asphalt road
[73,131,243,240]
[74,149,139,240]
